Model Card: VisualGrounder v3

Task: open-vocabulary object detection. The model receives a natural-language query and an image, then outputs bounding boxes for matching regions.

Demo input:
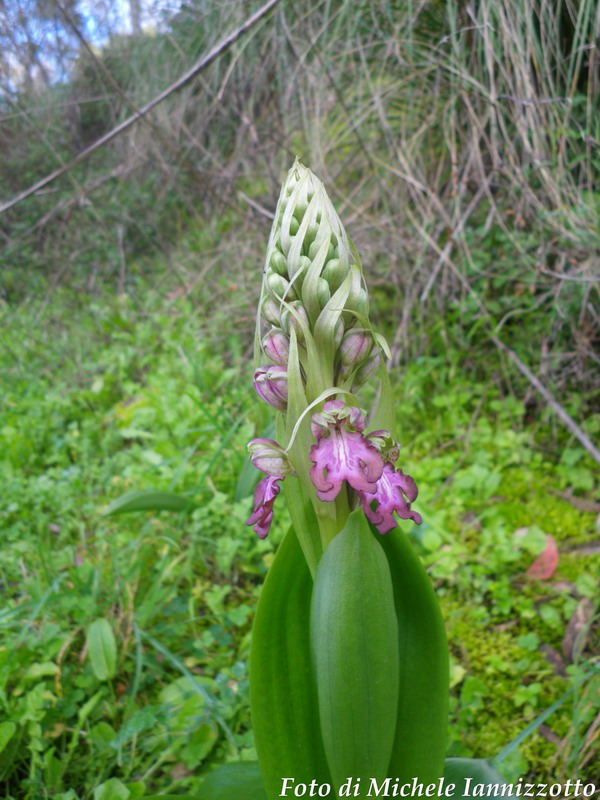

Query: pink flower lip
[308,402,383,502]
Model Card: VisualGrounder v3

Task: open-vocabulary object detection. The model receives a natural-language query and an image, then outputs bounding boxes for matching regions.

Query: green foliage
[0,286,278,798]
[1,280,598,798]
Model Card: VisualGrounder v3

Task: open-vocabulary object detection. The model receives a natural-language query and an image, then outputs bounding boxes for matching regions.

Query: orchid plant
[236,161,507,800]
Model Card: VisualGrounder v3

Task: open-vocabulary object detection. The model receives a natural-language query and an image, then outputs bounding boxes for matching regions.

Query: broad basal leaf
[311,510,399,792]
[379,525,449,783]
[250,529,331,800]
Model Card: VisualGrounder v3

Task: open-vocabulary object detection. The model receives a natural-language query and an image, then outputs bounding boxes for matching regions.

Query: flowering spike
[249,160,420,556]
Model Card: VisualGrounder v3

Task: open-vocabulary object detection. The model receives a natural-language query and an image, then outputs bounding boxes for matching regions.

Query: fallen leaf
[549,488,600,513]
[539,644,567,677]
[527,535,559,579]
[538,724,562,746]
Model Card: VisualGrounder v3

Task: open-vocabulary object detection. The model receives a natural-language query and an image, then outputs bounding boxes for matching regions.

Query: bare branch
[0,0,282,216]
[491,335,600,467]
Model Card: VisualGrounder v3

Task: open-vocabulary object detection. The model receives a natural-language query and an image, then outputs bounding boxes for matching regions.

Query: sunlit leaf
[311,510,399,791]
[102,490,195,515]
[250,529,330,800]
[87,619,117,681]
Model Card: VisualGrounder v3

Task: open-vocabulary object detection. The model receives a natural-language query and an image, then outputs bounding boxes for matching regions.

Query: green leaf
[0,721,16,755]
[102,490,195,515]
[311,510,399,791]
[87,619,117,681]
[0,722,20,780]
[93,778,130,800]
[379,525,449,783]
[250,529,331,800]
[194,762,267,800]
[444,758,507,798]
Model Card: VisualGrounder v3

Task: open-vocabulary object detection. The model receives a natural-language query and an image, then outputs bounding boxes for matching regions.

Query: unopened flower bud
[254,366,288,410]
[270,250,288,276]
[355,288,369,317]
[267,272,293,301]
[293,200,308,221]
[248,438,295,476]
[342,267,364,317]
[322,258,350,293]
[339,327,373,367]
[317,277,331,309]
[304,222,319,245]
[308,239,336,261]
[352,348,380,389]
[281,301,309,344]
[288,255,311,287]
[262,328,290,366]
[261,298,281,326]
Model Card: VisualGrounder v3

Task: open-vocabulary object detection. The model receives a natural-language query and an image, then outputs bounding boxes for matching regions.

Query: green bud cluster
[256,159,381,399]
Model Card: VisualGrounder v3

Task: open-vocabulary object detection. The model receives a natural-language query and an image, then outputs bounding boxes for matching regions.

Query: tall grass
[1,0,598,401]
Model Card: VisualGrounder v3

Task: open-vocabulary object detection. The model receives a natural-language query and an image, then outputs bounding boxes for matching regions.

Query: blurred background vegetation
[0,1,598,798]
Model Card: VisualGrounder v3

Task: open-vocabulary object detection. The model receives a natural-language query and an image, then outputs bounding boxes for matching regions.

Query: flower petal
[359,463,421,534]
[309,428,383,502]
[247,475,283,539]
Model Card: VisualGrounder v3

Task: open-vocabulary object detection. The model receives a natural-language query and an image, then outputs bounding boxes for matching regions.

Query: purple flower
[309,401,384,502]
[247,475,283,539]
[359,463,421,534]
[254,366,288,411]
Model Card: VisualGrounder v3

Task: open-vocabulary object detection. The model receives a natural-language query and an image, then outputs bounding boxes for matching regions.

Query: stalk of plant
[247,160,449,799]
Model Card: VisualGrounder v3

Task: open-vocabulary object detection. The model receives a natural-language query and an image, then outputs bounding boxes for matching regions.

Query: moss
[441,598,575,779]
[497,468,595,544]
[555,551,600,581]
